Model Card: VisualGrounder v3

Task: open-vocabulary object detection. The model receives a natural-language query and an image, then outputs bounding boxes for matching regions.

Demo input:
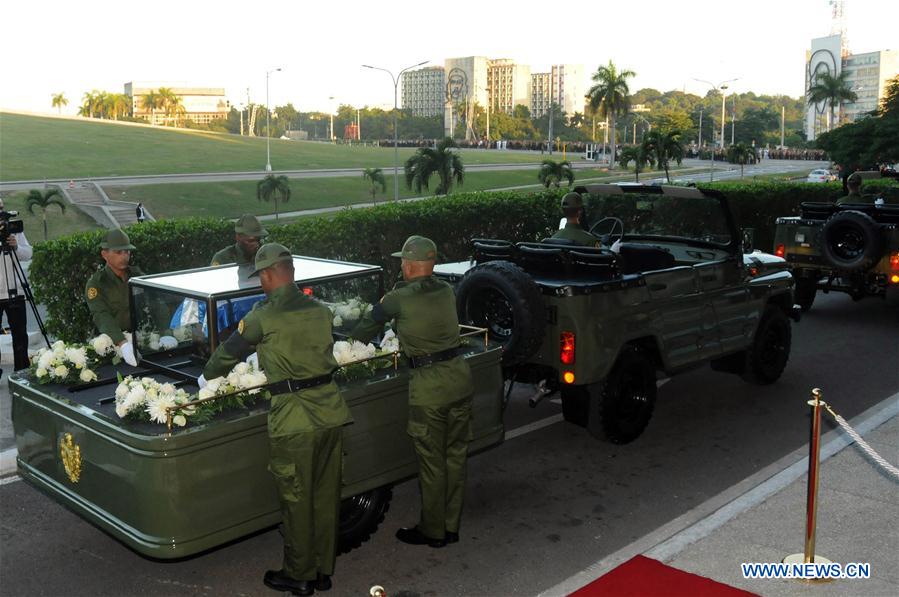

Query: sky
[0,0,893,116]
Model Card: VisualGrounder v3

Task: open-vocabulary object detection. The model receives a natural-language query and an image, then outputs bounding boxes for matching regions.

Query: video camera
[0,209,24,248]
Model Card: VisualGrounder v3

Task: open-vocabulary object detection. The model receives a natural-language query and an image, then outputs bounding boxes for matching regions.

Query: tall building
[486,59,531,115]
[804,35,898,141]
[125,82,229,125]
[401,67,445,117]
[443,56,489,138]
[530,64,586,119]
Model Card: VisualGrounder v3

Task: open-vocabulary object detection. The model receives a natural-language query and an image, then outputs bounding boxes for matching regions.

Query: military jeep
[773,171,899,310]
[435,184,798,444]
[10,256,504,558]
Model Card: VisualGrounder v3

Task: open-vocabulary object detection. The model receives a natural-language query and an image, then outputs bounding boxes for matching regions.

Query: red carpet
[570,555,758,597]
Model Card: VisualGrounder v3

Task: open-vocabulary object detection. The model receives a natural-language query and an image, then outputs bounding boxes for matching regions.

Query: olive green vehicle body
[436,184,796,405]
[10,257,504,559]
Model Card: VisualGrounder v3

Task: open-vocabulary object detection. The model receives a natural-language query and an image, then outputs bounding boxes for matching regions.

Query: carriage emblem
[59,433,82,483]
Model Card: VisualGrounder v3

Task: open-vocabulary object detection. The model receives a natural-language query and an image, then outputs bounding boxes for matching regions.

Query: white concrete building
[486,59,531,115]
[125,82,229,125]
[401,67,445,118]
[804,35,898,140]
[530,64,586,119]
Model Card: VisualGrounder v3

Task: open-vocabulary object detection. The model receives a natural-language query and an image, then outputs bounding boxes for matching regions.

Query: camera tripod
[1,242,51,365]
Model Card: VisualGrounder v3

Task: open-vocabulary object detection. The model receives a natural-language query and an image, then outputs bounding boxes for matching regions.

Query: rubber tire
[821,210,883,273]
[794,277,817,312]
[456,260,546,367]
[742,306,791,385]
[338,486,392,554]
[586,346,657,444]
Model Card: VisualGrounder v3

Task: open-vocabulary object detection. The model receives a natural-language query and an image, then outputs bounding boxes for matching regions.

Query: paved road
[0,159,825,192]
[2,291,896,596]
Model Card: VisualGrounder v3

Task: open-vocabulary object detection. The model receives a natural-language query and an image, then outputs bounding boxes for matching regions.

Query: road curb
[1,447,17,479]
[537,390,899,597]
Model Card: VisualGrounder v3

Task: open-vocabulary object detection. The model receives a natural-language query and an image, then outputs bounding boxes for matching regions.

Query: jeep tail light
[891,275,899,285]
[775,244,785,258]
[560,331,575,365]
[302,286,314,296]
[563,371,575,384]
[890,253,899,271]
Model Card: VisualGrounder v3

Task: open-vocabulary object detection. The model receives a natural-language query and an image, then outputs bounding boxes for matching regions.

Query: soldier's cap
[847,173,862,184]
[234,214,269,237]
[561,192,584,209]
[100,228,135,251]
[248,242,293,277]
[391,235,437,261]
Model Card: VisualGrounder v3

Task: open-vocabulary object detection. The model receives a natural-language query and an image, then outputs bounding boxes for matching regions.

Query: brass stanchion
[783,388,832,580]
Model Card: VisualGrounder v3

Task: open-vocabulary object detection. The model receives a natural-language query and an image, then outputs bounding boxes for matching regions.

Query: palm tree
[51,93,68,115]
[618,146,651,182]
[404,137,465,195]
[362,168,387,203]
[641,130,685,182]
[141,91,163,124]
[157,88,177,125]
[25,188,66,241]
[110,93,131,120]
[727,143,756,178]
[257,174,291,221]
[537,159,575,188]
[587,61,636,169]
[807,71,858,132]
[81,90,102,118]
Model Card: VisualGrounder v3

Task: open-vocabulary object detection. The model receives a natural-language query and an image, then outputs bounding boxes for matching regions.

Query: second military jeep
[773,172,899,311]
[435,184,798,444]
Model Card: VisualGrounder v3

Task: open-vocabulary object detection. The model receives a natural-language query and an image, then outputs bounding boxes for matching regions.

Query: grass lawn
[1,112,547,181]
[0,191,103,242]
[102,168,629,220]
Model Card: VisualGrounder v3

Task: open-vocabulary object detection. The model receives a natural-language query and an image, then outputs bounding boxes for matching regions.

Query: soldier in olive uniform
[200,243,350,596]
[551,192,601,247]
[836,173,872,205]
[352,235,474,549]
[85,229,141,366]
[210,214,269,266]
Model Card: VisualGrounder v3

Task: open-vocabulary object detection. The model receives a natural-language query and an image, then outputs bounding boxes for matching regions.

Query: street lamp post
[328,96,335,141]
[265,67,282,172]
[362,61,429,201]
[694,77,739,182]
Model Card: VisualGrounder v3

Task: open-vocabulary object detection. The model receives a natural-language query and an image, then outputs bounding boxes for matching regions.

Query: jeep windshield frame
[574,184,740,254]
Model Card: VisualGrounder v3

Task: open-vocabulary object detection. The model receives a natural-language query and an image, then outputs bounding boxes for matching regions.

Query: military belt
[267,373,334,394]
[408,347,463,369]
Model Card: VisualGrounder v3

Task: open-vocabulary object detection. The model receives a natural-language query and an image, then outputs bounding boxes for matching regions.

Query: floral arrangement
[327,297,373,328]
[113,360,268,428]
[332,329,400,383]
[114,376,195,427]
[30,340,100,385]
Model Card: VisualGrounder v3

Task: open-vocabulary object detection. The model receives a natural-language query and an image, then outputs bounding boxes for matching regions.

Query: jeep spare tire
[821,210,883,272]
[456,261,545,366]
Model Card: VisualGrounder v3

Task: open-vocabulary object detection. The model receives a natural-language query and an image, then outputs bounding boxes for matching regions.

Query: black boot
[445,531,459,544]
[396,526,445,548]
[315,573,332,592]
[263,569,314,596]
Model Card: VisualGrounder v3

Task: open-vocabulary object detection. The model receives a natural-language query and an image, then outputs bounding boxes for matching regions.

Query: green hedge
[30,181,898,342]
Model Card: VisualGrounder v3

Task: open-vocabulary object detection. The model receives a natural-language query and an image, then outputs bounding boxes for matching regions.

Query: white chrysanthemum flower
[173,415,187,427]
[198,387,215,400]
[51,340,66,352]
[35,367,47,378]
[53,365,69,378]
[206,377,224,394]
[148,333,161,351]
[332,341,351,365]
[146,395,176,425]
[234,362,249,375]
[380,329,400,353]
[37,350,54,370]
[126,385,147,406]
[79,368,98,383]
[115,401,130,418]
[160,383,176,395]
[115,381,130,399]
[332,314,343,328]
[227,371,241,387]
[91,334,115,356]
